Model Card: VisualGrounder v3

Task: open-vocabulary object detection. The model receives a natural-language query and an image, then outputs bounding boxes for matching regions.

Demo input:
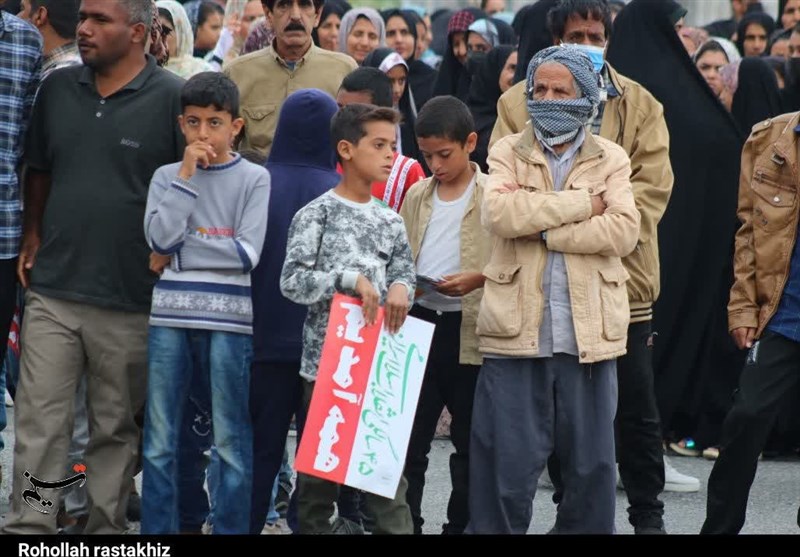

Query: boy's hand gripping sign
[296,294,434,498]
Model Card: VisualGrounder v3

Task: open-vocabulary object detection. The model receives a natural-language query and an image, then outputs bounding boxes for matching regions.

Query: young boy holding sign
[280,104,417,534]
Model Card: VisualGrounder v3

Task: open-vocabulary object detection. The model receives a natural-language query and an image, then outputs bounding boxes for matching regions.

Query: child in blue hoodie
[249,88,343,534]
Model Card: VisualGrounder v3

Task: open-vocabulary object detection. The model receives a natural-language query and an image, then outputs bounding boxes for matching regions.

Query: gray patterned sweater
[280,190,416,381]
[144,154,270,334]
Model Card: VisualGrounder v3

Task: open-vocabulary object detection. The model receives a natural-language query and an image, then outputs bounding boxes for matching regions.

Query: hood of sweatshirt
[268,88,338,169]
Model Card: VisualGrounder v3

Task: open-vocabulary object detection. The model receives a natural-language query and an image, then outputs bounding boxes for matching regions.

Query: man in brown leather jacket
[702,113,800,534]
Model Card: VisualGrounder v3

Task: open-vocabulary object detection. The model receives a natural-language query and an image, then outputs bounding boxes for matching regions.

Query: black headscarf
[432,8,487,101]
[514,0,559,84]
[466,45,515,173]
[380,9,437,111]
[731,57,783,134]
[430,9,455,56]
[312,0,352,48]
[607,0,746,441]
[735,12,776,56]
[363,47,421,163]
[512,4,534,39]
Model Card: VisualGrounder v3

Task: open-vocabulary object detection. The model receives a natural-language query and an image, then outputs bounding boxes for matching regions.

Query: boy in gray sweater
[281,104,416,534]
[141,72,270,534]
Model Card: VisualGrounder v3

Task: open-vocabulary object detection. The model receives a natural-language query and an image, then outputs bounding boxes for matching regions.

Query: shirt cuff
[341,270,360,291]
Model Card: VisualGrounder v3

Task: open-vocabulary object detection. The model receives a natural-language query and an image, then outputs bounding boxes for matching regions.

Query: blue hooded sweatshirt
[252,89,340,364]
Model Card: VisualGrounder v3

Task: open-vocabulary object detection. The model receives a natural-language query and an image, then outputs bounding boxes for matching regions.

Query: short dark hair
[262,0,324,13]
[339,67,394,108]
[331,104,401,162]
[29,0,80,40]
[181,72,241,118]
[548,0,613,41]
[157,7,174,28]
[415,96,475,145]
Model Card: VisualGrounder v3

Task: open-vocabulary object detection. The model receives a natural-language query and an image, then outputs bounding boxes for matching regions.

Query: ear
[552,35,560,46]
[337,139,353,162]
[131,21,149,45]
[231,117,246,138]
[32,6,48,27]
[465,131,478,155]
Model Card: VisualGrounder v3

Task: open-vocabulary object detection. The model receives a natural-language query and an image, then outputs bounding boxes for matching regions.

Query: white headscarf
[338,8,386,58]
[157,0,213,78]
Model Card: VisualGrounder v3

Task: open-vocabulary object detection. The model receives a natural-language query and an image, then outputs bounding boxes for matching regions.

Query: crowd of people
[0,0,799,536]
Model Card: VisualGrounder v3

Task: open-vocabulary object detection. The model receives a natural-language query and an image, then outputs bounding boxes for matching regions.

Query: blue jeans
[142,326,253,534]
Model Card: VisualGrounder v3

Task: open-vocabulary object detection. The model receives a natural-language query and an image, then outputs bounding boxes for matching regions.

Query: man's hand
[384,283,410,335]
[355,274,380,327]
[591,195,606,217]
[436,272,486,297]
[731,327,757,350]
[179,141,217,180]
[497,182,520,194]
[150,253,171,276]
[17,233,40,288]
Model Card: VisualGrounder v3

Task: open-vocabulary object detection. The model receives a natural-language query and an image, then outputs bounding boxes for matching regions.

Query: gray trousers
[466,354,618,534]
[2,291,148,534]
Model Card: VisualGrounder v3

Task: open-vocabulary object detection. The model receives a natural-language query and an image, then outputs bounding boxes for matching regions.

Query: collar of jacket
[418,161,485,214]
[605,63,627,98]
[267,41,317,70]
[772,113,800,171]
[513,125,605,168]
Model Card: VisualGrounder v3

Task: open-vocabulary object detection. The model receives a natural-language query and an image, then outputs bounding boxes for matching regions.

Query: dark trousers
[467,355,618,534]
[249,361,305,534]
[701,330,800,534]
[0,259,17,367]
[549,321,665,528]
[403,306,479,535]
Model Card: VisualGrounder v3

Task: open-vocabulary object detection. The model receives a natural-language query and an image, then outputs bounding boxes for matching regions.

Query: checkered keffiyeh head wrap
[526,45,600,147]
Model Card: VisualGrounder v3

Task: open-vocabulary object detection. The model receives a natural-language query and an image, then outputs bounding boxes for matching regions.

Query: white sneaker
[663,456,700,492]
[4,389,12,407]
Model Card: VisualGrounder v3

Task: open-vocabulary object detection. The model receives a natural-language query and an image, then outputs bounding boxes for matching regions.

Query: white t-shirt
[415,176,476,312]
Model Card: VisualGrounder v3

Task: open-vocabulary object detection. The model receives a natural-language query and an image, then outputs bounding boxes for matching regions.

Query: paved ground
[1,405,799,534]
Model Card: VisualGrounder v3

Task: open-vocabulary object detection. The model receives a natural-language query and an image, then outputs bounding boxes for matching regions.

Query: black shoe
[126,491,141,522]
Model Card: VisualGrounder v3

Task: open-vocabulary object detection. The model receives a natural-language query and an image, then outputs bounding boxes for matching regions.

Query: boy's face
[338,121,396,182]
[179,105,245,163]
[417,133,477,184]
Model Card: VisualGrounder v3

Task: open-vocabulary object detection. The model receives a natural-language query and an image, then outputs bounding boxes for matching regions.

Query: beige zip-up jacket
[399,164,491,365]
[479,128,641,363]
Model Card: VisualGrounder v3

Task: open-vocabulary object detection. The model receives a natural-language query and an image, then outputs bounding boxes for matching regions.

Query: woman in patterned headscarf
[432,7,486,100]
[157,1,213,78]
[149,0,170,66]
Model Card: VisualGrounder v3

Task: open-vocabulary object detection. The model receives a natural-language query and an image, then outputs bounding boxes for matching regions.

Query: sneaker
[4,389,12,407]
[663,456,700,492]
[702,447,720,460]
[330,516,365,535]
[668,438,701,457]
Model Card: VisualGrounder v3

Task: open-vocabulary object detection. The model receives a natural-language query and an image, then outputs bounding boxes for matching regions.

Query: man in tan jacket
[490,0,691,535]
[467,45,640,535]
[224,0,357,157]
[702,113,800,534]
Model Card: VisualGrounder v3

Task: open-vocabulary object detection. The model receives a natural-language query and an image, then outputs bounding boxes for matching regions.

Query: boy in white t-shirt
[398,96,491,534]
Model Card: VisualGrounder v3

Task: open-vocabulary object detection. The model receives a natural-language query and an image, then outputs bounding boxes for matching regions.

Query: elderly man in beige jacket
[467,45,640,535]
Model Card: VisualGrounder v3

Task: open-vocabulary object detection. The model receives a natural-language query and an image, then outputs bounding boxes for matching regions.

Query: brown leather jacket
[729,112,800,336]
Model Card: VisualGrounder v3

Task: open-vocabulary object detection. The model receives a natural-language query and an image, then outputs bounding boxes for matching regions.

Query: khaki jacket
[490,64,672,323]
[729,112,800,336]
[479,128,641,363]
[399,164,491,365]
[224,43,357,157]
